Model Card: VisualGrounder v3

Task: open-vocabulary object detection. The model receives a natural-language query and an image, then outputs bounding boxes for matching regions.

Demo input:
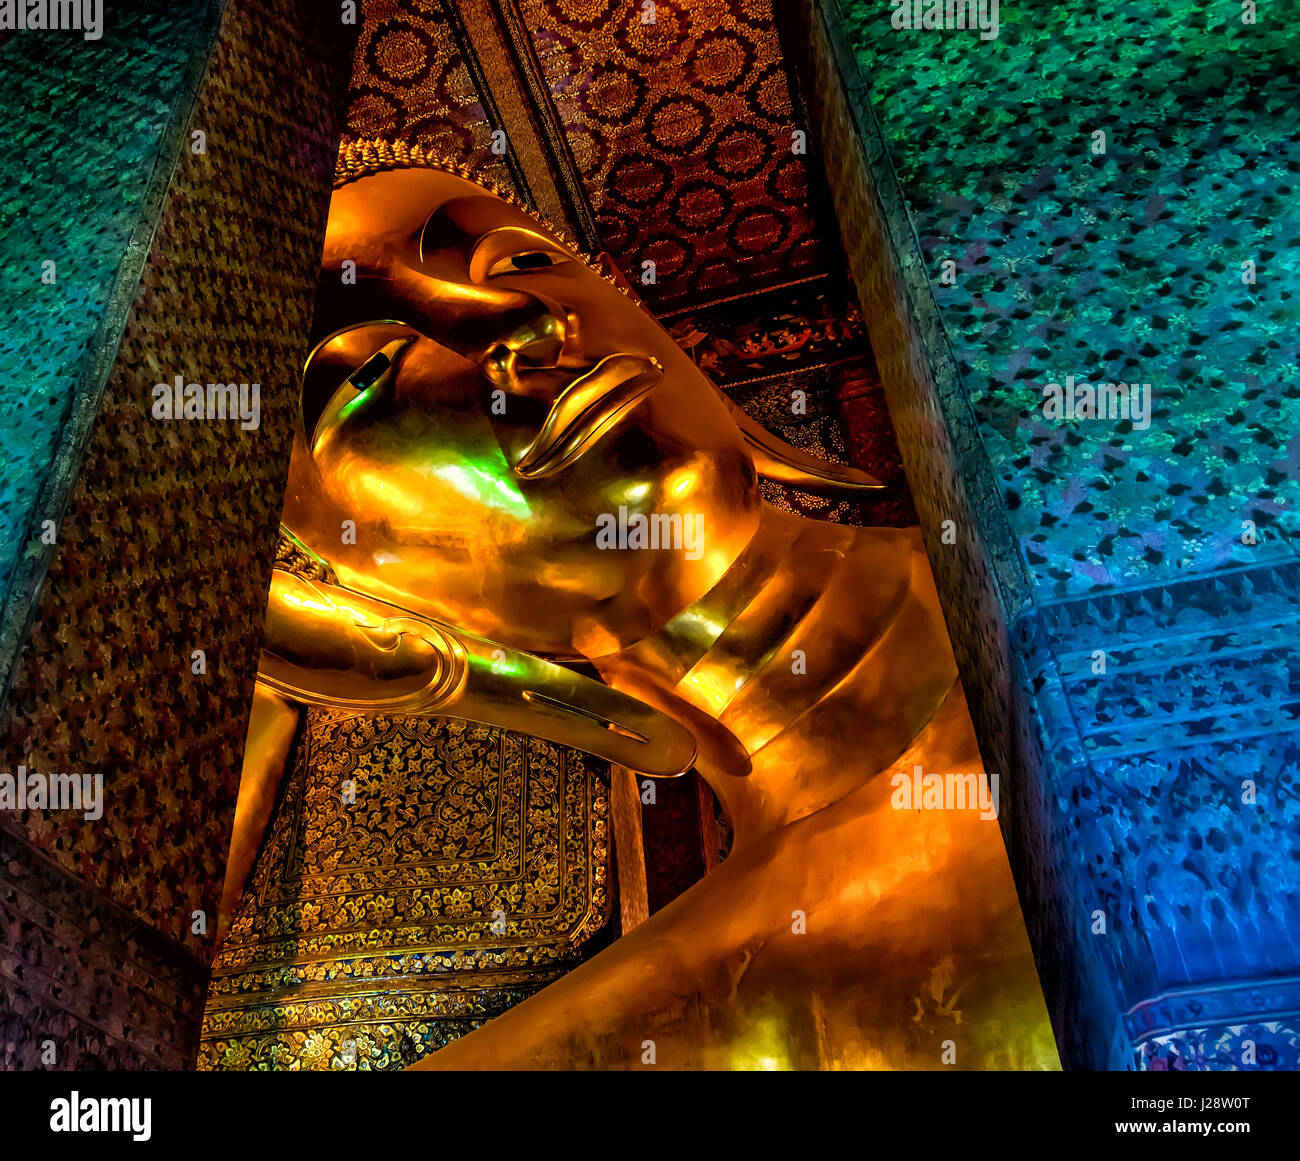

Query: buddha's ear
[259,563,697,777]
[595,252,883,493]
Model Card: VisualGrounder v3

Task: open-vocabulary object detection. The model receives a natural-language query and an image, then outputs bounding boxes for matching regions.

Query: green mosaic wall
[0,0,218,700]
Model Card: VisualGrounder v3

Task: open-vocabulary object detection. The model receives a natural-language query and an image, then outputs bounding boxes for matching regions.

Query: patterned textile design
[198,711,612,1070]
[0,0,347,1070]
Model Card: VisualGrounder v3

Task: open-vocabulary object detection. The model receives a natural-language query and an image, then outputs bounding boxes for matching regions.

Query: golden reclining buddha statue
[225,143,1059,1070]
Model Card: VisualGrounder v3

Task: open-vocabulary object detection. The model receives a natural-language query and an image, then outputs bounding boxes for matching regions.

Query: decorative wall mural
[200,713,611,1069]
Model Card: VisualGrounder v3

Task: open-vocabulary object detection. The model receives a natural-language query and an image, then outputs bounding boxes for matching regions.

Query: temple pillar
[785,0,1300,1069]
[0,0,349,1068]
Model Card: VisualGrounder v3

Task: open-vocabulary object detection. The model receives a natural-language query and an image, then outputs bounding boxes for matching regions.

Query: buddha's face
[282,166,762,660]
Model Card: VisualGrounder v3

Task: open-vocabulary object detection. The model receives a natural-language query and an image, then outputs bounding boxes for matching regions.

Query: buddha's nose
[482,306,568,391]
[505,308,566,364]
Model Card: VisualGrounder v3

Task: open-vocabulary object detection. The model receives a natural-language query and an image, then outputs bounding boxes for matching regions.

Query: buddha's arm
[258,565,699,771]
[218,565,699,938]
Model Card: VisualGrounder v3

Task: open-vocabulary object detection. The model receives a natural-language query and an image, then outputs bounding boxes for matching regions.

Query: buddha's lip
[514,353,663,479]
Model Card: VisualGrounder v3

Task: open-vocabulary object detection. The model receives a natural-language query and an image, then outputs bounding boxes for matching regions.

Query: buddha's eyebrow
[418,202,491,267]
[418,195,561,266]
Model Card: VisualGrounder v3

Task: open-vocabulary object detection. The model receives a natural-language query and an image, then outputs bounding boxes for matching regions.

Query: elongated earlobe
[719,394,884,492]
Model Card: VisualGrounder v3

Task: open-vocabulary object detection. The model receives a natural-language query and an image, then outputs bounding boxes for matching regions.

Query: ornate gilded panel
[198,711,611,1070]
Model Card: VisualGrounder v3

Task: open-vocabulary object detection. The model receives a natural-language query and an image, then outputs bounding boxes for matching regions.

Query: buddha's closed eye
[487,250,563,275]
[419,210,576,284]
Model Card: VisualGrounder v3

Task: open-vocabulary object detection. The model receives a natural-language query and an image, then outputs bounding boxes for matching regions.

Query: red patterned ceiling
[343,0,512,186]
[516,0,824,307]
[342,0,828,310]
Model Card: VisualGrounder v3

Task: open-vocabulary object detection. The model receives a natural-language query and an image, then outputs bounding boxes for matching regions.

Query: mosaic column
[0,0,349,1068]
